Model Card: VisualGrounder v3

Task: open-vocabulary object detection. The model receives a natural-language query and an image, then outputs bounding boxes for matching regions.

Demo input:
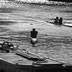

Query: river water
[0,3,72,36]
[0,2,72,64]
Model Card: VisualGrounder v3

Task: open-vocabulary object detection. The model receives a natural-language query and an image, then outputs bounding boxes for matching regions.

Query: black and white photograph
[0,0,72,72]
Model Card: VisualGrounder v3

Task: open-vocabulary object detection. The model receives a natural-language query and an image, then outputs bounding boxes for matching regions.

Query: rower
[30,28,38,47]
[59,17,63,25]
[54,17,59,24]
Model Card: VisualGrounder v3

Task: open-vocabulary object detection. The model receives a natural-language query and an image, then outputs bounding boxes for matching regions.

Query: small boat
[46,21,72,28]
[15,49,46,62]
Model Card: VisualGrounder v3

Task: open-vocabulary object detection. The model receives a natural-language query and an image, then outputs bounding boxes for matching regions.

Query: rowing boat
[15,49,46,62]
[46,21,72,28]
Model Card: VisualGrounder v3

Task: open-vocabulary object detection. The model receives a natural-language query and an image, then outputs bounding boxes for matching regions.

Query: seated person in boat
[30,28,38,47]
[54,17,59,24]
[59,17,63,25]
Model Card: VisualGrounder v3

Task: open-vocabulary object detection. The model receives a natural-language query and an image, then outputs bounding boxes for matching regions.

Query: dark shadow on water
[0,59,72,72]
[0,21,16,25]
[60,10,72,13]
[0,8,16,13]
